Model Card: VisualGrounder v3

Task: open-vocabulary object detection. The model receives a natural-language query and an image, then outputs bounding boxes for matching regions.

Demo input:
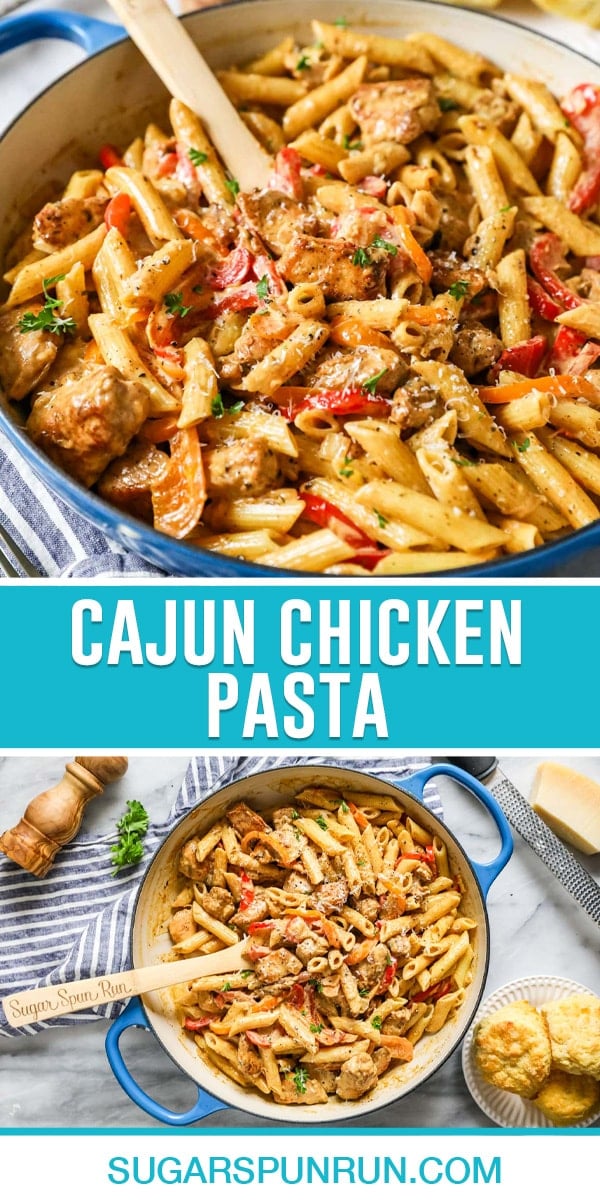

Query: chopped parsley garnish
[256,274,270,301]
[372,233,398,256]
[342,134,363,151]
[339,454,354,478]
[315,815,328,831]
[358,987,371,997]
[309,979,323,993]
[221,982,231,992]
[310,1023,324,1034]
[192,284,203,294]
[226,177,240,198]
[296,54,311,71]
[371,1015,383,1030]
[241,970,253,978]
[291,810,299,820]
[110,800,149,876]
[363,368,386,394]
[499,204,513,213]
[352,247,372,267]
[448,279,470,301]
[18,274,76,337]
[334,16,348,26]
[374,508,388,529]
[293,1066,308,1094]
[340,801,349,814]
[451,456,472,467]
[438,97,458,112]
[513,437,531,453]
[189,147,208,167]
[211,394,244,418]
[164,291,192,318]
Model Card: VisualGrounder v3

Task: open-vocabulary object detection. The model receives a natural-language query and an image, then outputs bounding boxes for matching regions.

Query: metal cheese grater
[443,757,600,928]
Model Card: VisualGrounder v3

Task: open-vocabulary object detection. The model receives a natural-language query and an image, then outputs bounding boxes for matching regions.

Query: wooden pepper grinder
[0,757,129,877]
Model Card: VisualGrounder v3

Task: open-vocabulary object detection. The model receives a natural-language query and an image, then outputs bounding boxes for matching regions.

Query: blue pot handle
[105,997,226,1126]
[402,764,513,897]
[0,10,123,57]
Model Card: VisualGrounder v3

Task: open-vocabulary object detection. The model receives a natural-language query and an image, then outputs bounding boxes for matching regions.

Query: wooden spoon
[106,0,272,190]
[3,938,250,1029]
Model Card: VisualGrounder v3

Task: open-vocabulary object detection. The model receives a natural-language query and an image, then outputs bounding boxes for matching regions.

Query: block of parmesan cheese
[529,763,600,855]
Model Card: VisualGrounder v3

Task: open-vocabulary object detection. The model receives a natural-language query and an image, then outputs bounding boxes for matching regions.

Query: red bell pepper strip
[252,253,287,297]
[99,143,123,170]
[183,1015,213,1031]
[246,1030,274,1047]
[527,278,563,323]
[561,84,600,214]
[268,146,304,200]
[411,979,454,1004]
[377,959,398,994]
[156,150,179,178]
[204,281,261,319]
[547,325,600,374]
[176,144,199,190]
[286,982,306,1009]
[301,491,380,553]
[358,175,388,199]
[248,919,275,933]
[104,192,131,236]
[238,870,255,912]
[529,234,582,311]
[209,246,253,290]
[491,334,548,380]
[274,386,391,421]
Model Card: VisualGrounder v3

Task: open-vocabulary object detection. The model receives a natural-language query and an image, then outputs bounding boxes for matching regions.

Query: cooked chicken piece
[237,1033,262,1078]
[221,309,301,384]
[285,870,313,895]
[0,305,59,401]
[227,803,269,839]
[201,886,236,923]
[473,89,519,136]
[168,908,197,943]
[382,1009,413,1036]
[355,898,380,922]
[27,365,150,487]
[356,943,390,990]
[97,440,169,522]
[387,934,412,959]
[32,196,107,251]
[204,437,281,498]
[314,879,349,915]
[238,190,317,257]
[302,345,406,394]
[349,79,439,146]
[450,321,502,377]
[253,948,303,984]
[437,192,476,255]
[308,1067,338,1095]
[390,378,445,431]
[277,1076,329,1105]
[336,1051,378,1100]
[372,1046,392,1076]
[178,838,211,883]
[295,936,327,965]
[379,892,405,921]
[231,896,269,930]
[429,250,488,299]
[278,234,387,301]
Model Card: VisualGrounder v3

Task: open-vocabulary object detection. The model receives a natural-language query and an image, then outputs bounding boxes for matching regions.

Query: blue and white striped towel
[0,428,162,577]
[0,753,440,1037]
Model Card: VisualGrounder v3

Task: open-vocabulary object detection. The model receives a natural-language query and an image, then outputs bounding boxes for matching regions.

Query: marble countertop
[0,754,598,1129]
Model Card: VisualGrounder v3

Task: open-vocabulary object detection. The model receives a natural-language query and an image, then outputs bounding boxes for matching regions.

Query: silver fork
[0,522,39,577]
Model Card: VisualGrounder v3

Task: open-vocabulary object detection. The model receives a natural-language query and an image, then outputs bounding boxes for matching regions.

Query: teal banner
[0,580,587,749]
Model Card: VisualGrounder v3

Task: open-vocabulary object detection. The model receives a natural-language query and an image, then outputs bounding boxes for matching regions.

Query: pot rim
[128,762,492,1125]
[2,0,600,579]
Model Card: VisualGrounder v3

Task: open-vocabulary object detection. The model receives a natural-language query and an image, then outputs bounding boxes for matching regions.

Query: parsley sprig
[19,275,76,337]
[110,800,149,876]
[448,279,470,301]
[293,1065,308,1094]
[164,291,192,319]
[189,147,208,167]
[363,368,386,394]
[372,234,398,256]
[352,247,372,267]
[211,394,245,419]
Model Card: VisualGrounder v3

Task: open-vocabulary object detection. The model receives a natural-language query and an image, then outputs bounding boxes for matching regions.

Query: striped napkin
[0,753,440,1037]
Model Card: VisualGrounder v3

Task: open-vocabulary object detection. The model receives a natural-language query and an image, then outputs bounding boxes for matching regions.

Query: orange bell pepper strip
[151,427,206,539]
[347,800,370,831]
[380,1035,414,1060]
[389,205,432,285]
[141,415,180,443]
[478,374,600,405]
[403,304,448,325]
[283,910,341,947]
[329,316,393,350]
[345,937,377,966]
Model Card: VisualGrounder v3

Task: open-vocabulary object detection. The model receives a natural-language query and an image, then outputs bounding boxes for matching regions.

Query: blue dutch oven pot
[1,4,600,576]
[104,761,512,1124]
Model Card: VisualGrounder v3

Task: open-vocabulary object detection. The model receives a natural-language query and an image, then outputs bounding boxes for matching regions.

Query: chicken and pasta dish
[167,786,476,1105]
[3,22,600,573]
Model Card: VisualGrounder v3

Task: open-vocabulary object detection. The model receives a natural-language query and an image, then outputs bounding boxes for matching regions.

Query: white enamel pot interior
[131,764,492,1124]
[2,2,600,577]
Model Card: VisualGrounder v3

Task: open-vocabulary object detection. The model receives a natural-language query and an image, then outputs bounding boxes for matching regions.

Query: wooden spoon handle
[3,939,248,1029]
[106,0,272,190]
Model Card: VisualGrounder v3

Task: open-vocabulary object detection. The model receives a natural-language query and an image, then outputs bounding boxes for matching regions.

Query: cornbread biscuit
[474,1000,552,1098]
[533,1069,600,1125]
[541,994,600,1080]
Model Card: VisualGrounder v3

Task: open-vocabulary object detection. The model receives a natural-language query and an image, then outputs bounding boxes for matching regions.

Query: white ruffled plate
[462,975,600,1128]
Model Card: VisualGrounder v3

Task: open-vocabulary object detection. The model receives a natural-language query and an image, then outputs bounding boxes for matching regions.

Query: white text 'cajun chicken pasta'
[4,23,600,572]
[167,786,476,1105]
